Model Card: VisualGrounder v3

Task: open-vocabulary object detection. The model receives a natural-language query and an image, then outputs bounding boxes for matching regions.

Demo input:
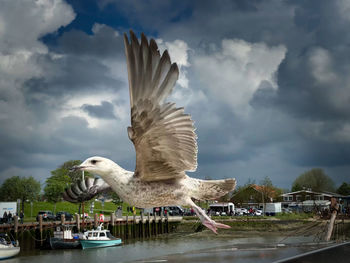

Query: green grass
[275,212,313,220]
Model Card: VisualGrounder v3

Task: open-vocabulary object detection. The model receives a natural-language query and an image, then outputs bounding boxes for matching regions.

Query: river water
[5,232,329,263]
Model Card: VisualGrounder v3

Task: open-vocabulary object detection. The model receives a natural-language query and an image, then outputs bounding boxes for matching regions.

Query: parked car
[254,210,263,216]
[282,208,293,214]
[55,211,74,221]
[235,208,248,216]
[165,206,184,216]
[36,211,55,221]
[183,208,195,216]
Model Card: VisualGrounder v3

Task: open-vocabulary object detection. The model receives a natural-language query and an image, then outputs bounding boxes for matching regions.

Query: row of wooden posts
[2,212,176,249]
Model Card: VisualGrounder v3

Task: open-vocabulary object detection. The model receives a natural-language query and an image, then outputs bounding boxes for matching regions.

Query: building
[231,184,280,208]
[281,189,346,212]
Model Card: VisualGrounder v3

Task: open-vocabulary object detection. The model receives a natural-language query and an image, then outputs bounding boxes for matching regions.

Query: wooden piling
[132,214,136,238]
[153,213,157,236]
[39,215,43,246]
[124,214,129,239]
[160,212,164,234]
[76,213,80,232]
[61,213,65,225]
[147,213,151,237]
[14,216,18,239]
[326,197,339,241]
[140,212,144,238]
[94,213,98,228]
[111,213,115,226]
[166,213,169,233]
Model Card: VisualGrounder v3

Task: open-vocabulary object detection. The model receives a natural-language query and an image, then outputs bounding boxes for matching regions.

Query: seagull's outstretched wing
[124,31,198,182]
[63,178,112,203]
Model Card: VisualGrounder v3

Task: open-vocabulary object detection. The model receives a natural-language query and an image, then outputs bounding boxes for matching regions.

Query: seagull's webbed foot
[188,199,231,234]
[202,219,231,234]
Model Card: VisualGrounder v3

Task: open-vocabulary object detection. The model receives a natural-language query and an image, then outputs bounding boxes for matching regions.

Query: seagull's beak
[70,165,86,172]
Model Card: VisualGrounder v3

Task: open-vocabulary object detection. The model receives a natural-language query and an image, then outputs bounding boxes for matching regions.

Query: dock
[0,214,183,250]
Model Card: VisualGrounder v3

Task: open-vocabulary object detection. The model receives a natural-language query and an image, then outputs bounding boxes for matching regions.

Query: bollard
[61,213,65,225]
[75,214,80,232]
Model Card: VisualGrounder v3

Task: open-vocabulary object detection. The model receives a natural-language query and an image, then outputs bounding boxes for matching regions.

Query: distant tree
[110,192,123,206]
[260,176,274,203]
[259,176,284,202]
[337,182,350,196]
[0,176,41,211]
[44,170,71,213]
[44,160,94,212]
[59,160,93,183]
[231,176,283,205]
[291,182,302,192]
[245,178,256,186]
[291,168,335,192]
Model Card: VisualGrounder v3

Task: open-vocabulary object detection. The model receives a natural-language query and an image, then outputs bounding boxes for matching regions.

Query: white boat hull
[0,246,20,259]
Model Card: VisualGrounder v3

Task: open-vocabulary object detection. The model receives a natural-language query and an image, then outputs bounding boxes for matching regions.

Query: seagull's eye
[91,160,98,165]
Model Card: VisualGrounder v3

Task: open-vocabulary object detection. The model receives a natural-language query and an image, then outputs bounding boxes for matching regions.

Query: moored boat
[80,224,122,249]
[49,225,81,249]
[0,234,20,260]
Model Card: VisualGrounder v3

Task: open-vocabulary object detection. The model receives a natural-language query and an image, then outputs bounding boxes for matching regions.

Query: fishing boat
[80,224,122,249]
[0,234,20,260]
[49,225,81,249]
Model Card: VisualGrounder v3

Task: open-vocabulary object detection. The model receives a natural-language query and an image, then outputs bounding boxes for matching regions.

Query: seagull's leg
[186,199,231,234]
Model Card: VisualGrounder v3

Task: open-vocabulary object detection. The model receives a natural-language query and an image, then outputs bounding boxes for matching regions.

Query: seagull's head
[71,156,116,177]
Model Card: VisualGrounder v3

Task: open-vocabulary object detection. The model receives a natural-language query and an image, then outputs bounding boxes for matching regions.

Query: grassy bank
[177,218,325,235]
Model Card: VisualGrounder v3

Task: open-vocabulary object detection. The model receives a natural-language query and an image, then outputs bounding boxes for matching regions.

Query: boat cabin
[54,225,74,240]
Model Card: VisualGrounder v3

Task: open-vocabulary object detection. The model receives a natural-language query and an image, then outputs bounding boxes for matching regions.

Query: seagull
[71,31,236,234]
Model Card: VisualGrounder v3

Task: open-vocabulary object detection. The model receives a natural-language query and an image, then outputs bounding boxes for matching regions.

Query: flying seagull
[70,31,236,233]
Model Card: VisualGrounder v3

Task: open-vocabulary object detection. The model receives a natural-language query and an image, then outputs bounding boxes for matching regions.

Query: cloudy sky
[1,0,350,189]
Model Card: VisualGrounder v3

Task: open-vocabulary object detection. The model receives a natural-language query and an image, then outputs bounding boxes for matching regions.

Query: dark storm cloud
[154,0,350,175]
[82,101,116,119]
[23,54,121,96]
[250,81,277,109]
[57,25,125,59]
[2,0,350,188]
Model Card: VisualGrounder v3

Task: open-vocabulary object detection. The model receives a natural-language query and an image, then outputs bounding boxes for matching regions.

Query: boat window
[93,232,98,237]
[100,232,105,237]
[88,232,92,237]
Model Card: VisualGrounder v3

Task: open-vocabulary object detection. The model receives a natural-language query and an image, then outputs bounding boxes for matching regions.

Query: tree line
[0,160,93,211]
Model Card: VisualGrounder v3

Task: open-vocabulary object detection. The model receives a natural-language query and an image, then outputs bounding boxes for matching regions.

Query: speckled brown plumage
[67,31,237,234]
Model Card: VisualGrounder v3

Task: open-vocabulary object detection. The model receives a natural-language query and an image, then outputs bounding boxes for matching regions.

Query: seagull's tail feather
[193,178,236,201]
